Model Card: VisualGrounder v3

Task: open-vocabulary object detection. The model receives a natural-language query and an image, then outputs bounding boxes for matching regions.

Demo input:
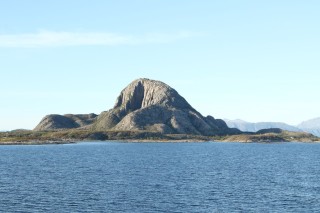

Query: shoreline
[0,139,320,145]
[2,129,319,145]
[0,140,77,145]
[0,139,210,145]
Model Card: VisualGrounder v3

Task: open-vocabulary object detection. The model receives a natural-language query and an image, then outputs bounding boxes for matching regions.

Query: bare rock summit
[91,78,237,135]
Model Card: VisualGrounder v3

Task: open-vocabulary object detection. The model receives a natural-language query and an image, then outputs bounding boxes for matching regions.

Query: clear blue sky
[1,0,319,130]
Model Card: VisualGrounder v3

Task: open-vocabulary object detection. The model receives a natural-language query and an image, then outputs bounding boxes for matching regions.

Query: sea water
[0,142,320,212]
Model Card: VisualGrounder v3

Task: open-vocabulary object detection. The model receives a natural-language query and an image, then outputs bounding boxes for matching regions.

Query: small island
[1,78,319,144]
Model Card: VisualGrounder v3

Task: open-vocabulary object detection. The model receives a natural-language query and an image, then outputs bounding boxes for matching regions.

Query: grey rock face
[34,113,97,131]
[92,78,237,135]
[34,78,238,135]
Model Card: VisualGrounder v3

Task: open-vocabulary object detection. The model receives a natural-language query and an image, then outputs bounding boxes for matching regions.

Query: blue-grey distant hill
[224,119,302,133]
[224,118,320,137]
[297,117,320,137]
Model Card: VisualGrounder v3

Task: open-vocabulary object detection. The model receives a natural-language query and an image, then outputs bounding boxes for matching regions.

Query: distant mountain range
[297,117,320,137]
[224,118,320,137]
[223,119,302,132]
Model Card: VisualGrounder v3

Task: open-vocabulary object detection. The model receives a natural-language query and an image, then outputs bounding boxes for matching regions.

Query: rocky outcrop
[34,78,240,136]
[91,78,239,135]
[34,113,97,131]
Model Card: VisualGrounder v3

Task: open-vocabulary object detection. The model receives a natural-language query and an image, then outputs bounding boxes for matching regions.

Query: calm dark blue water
[0,142,320,212]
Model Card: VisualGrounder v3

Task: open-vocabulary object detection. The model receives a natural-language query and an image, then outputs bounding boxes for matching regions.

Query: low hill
[221,129,319,142]
[34,113,97,131]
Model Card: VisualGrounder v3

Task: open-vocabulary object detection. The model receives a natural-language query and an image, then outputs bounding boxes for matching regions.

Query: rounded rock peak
[114,78,191,111]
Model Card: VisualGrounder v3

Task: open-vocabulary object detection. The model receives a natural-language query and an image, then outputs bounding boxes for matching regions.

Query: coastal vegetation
[0,129,318,144]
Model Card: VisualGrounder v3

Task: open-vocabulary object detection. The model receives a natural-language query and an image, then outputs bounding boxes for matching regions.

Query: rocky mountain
[297,117,320,137]
[34,78,239,136]
[34,113,97,131]
[224,119,302,133]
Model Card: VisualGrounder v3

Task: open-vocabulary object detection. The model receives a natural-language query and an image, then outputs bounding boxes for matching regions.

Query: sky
[1,0,320,130]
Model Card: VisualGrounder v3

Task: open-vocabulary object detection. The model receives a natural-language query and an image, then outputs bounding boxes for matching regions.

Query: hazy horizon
[1,1,319,130]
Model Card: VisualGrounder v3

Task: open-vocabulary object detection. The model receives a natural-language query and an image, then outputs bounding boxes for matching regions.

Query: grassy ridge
[220,130,320,142]
[0,130,210,144]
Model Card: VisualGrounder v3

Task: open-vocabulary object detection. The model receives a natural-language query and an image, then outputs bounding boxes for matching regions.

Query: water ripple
[0,142,320,212]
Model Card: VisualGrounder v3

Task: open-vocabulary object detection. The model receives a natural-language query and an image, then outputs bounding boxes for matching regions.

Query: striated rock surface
[91,78,239,135]
[34,113,97,131]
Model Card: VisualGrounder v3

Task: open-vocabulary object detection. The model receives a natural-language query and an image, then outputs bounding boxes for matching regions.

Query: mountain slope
[297,117,320,137]
[34,113,97,131]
